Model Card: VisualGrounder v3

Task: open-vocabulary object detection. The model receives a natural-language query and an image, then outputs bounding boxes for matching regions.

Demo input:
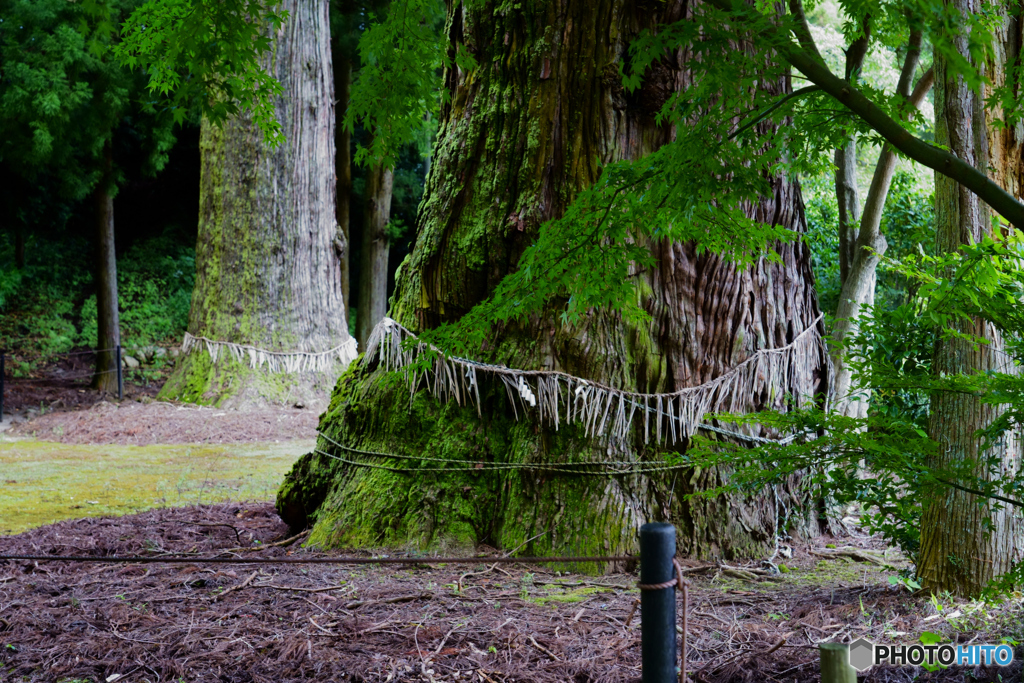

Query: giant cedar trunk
[917,3,1024,595]
[161,0,351,408]
[93,141,120,395]
[278,0,829,563]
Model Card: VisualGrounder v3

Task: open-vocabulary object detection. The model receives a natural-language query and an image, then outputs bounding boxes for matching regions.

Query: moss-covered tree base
[159,352,340,409]
[277,361,818,573]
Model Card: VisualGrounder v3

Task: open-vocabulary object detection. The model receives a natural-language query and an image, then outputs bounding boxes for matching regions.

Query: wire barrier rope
[51,347,119,357]
[313,432,690,476]
[6,369,120,383]
[0,554,635,566]
[3,347,119,358]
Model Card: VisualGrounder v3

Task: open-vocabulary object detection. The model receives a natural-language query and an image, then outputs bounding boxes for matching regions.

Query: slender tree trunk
[335,49,353,308]
[835,139,860,289]
[917,2,1024,595]
[160,0,352,408]
[93,141,120,394]
[355,161,393,349]
[279,0,829,563]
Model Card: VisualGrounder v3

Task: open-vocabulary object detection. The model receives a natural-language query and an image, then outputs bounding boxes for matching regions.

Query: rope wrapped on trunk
[181,333,358,374]
[363,314,829,446]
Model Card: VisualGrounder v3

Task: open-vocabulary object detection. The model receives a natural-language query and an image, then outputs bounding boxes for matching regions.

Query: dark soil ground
[1,503,1022,683]
[2,357,1023,682]
[1,349,163,417]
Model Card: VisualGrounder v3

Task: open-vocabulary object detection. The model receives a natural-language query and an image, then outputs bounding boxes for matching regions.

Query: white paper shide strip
[181,333,358,374]
[363,316,829,446]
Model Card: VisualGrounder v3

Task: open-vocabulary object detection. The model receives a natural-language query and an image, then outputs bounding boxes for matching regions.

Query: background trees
[5,0,1024,598]
[342,0,443,348]
[0,0,178,391]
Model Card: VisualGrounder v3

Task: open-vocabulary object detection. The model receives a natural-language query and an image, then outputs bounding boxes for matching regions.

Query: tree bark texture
[355,161,393,350]
[161,0,350,408]
[335,49,353,308]
[278,0,829,565]
[93,141,120,395]
[917,1,1024,596]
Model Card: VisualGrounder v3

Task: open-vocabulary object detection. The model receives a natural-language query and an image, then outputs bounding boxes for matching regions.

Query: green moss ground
[0,436,313,535]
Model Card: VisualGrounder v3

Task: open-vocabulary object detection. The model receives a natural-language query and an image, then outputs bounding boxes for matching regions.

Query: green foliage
[0,227,92,366]
[0,0,176,200]
[77,234,195,348]
[803,174,843,314]
[410,0,1024,359]
[417,0,940,354]
[115,0,288,145]
[805,169,935,314]
[0,230,194,368]
[344,0,447,168]
[680,233,1024,586]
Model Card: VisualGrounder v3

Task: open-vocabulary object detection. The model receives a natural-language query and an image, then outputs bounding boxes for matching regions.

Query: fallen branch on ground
[254,582,352,594]
[809,547,885,565]
[344,592,433,609]
[214,570,259,601]
[528,635,560,661]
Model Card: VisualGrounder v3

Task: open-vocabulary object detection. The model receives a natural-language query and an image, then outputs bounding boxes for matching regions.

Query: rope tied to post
[637,558,690,683]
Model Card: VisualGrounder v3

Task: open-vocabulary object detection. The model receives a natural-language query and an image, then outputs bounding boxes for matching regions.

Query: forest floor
[1,371,1023,682]
[1,503,1022,683]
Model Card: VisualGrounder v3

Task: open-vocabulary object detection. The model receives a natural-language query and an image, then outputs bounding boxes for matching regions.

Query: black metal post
[640,522,677,683]
[0,350,5,420]
[116,345,123,400]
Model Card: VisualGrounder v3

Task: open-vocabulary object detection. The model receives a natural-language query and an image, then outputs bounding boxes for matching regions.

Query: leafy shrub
[0,228,194,369]
[78,234,194,348]
[804,169,934,316]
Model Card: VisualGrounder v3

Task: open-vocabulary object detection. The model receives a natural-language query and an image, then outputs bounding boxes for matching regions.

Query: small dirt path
[7,399,320,445]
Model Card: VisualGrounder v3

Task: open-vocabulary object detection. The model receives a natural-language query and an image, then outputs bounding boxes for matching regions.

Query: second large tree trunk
[917,2,1024,595]
[160,0,353,408]
[278,0,829,564]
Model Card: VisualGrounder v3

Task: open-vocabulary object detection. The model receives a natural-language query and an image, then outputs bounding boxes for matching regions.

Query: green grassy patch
[526,585,614,606]
[0,437,312,535]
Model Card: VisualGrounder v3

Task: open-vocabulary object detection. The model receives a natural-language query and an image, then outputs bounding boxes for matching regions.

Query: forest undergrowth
[0,229,195,377]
